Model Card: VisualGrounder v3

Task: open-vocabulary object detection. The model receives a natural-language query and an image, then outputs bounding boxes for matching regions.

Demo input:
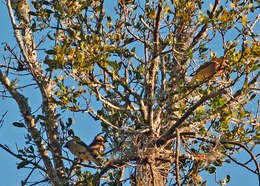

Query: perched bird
[65,135,106,165]
[190,58,227,84]
[88,135,106,158]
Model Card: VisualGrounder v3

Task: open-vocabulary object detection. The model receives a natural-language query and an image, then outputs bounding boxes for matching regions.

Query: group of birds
[65,135,106,165]
[64,57,227,164]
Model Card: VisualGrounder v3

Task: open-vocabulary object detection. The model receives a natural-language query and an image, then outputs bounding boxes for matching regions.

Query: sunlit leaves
[215,2,256,30]
[218,8,236,28]
[26,0,260,184]
[241,15,248,27]
[230,2,236,9]
[220,120,230,131]
[195,105,205,118]
[106,15,113,28]
[68,168,100,185]
[162,4,172,16]
[53,77,86,108]
[210,96,227,110]
[173,0,198,23]
[147,8,156,19]
[209,3,213,11]
[197,11,210,24]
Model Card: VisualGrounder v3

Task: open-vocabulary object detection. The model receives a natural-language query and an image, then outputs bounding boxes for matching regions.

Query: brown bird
[190,58,227,84]
[65,135,106,165]
[88,135,106,159]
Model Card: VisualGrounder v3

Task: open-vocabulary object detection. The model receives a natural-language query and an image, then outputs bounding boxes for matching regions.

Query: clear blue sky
[0,0,259,185]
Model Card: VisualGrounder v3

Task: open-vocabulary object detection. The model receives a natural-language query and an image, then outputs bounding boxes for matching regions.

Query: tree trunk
[131,147,173,186]
[135,163,168,186]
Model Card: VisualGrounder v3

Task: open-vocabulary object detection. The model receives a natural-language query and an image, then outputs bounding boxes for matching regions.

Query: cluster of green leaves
[25,0,260,184]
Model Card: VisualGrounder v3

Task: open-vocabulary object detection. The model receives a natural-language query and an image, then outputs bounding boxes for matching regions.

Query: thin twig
[190,0,220,48]
[0,144,45,172]
[0,111,7,128]
[157,88,226,146]
[149,162,155,186]
[22,159,41,186]
[222,141,260,185]
[119,166,126,183]
[175,128,181,186]
[195,137,260,185]
[227,154,256,174]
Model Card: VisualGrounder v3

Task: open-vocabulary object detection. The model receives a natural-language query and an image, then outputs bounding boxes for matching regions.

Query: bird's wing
[77,141,89,148]
[65,139,102,165]
[191,62,213,76]
[78,142,102,165]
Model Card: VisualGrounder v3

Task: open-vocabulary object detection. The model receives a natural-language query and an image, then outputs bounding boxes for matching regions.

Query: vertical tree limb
[6,0,65,180]
[0,70,62,186]
[175,128,181,186]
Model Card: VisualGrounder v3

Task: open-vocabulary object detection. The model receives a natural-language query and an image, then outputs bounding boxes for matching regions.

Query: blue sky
[0,0,259,185]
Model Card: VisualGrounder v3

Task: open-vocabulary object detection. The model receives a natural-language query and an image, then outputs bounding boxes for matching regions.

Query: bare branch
[157,88,226,146]
[195,136,260,184]
[0,70,61,186]
[0,144,45,172]
[0,111,7,128]
[227,154,257,174]
[175,128,181,186]
[190,0,220,48]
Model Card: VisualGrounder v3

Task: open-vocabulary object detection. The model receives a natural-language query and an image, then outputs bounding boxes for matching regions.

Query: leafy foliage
[0,0,259,185]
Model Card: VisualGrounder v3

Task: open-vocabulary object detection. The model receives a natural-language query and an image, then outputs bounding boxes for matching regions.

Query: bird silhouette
[65,135,106,165]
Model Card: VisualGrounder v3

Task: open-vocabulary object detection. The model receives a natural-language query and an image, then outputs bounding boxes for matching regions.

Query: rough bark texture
[4,0,65,185]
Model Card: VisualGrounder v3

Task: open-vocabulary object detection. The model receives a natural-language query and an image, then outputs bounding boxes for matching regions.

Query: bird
[65,135,106,165]
[190,58,227,84]
[88,135,106,158]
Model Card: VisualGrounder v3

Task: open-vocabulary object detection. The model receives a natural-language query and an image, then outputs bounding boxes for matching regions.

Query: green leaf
[59,119,65,130]
[66,118,72,127]
[12,122,25,128]
[249,94,256,101]
[197,1,202,9]
[17,160,29,169]
[226,174,231,182]
[207,166,216,174]
[221,121,229,131]
[124,38,135,45]
[107,61,119,71]
[45,50,56,55]
[29,145,34,153]
[199,47,208,53]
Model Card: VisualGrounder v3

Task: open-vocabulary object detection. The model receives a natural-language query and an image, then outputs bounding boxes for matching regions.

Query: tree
[0,0,259,185]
